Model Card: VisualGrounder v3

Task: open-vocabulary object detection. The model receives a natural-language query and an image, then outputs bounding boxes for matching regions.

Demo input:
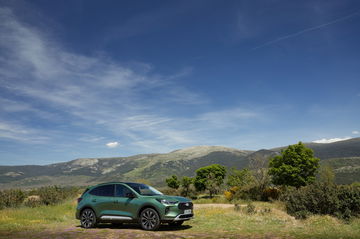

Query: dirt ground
[0,224,282,239]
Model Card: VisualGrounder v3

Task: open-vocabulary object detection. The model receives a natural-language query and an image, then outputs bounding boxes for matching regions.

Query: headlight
[156,199,178,205]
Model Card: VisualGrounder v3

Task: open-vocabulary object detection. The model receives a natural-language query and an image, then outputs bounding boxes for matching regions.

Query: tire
[140,208,160,231]
[80,208,97,228]
[169,221,184,226]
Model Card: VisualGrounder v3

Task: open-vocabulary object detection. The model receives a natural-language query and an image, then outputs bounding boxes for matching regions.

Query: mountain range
[1,138,360,189]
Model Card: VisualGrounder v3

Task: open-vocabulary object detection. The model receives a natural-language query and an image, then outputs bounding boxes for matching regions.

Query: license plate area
[184,209,192,214]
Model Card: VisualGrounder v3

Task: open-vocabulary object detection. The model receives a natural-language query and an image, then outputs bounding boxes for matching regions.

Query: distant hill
[273,137,360,160]
[0,138,360,189]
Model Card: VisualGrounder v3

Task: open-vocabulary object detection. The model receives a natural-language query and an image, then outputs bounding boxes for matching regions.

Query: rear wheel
[80,209,97,228]
[140,208,160,231]
[169,221,184,226]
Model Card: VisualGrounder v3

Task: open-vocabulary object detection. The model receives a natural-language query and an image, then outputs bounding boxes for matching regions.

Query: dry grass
[0,199,360,239]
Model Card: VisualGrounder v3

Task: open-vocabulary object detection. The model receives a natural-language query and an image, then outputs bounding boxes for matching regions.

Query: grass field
[1,198,360,239]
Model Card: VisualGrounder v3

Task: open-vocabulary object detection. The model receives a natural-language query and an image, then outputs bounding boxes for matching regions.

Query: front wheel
[140,208,160,231]
[80,208,97,228]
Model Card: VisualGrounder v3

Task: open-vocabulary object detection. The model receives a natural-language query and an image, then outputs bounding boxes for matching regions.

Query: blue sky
[0,0,360,165]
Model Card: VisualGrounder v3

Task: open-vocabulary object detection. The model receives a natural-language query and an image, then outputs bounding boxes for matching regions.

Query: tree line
[165,142,360,220]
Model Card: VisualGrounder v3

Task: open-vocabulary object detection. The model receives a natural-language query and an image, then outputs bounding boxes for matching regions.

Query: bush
[281,183,360,220]
[34,186,79,205]
[244,203,256,214]
[225,185,280,202]
[0,186,80,210]
[0,189,25,209]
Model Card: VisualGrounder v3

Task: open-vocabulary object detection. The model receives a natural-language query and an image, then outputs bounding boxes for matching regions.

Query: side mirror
[126,192,136,198]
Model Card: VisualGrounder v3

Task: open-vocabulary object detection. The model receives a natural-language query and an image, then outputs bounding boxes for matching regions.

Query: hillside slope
[1,138,360,188]
[0,146,252,188]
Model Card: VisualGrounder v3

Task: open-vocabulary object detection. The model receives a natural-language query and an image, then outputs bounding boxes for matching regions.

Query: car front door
[113,184,139,219]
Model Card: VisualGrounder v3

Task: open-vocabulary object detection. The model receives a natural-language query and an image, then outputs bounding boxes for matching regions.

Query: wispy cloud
[352,131,359,135]
[0,121,49,143]
[0,7,264,155]
[252,10,360,50]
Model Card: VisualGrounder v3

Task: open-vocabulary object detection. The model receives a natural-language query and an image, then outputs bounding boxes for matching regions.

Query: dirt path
[0,225,264,239]
[194,203,235,209]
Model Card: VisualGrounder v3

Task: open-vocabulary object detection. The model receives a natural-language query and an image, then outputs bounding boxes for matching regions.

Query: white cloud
[352,131,359,135]
[106,142,120,148]
[313,137,352,144]
[0,7,265,155]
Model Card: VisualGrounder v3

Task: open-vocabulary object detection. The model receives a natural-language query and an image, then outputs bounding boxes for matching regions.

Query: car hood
[145,195,190,202]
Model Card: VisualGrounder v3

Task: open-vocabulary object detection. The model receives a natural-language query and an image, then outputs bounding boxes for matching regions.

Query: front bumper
[173,213,194,221]
[161,202,194,221]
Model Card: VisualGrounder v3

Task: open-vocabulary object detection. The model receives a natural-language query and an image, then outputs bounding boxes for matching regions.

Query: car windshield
[125,183,163,196]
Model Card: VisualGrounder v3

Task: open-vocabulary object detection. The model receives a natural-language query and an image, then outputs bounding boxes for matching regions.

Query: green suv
[76,182,193,230]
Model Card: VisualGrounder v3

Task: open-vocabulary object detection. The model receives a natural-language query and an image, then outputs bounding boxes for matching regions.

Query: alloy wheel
[140,208,160,231]
[81,209,96,228]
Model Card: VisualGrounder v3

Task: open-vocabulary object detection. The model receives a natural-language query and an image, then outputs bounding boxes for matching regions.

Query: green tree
[226,168,253,187]
[318,164,335,185]
[269,142,320,188]
[165,175,180,189]
[180,176,193,197]
[194,164,226,197]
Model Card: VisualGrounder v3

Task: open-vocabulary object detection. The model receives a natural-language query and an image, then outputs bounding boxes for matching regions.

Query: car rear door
[88,184,115,217]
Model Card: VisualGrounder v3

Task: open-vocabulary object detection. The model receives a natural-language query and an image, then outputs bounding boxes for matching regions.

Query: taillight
[77,198,83,203]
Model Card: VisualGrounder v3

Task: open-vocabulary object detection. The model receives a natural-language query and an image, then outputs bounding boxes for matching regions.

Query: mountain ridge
[1,138,360,189]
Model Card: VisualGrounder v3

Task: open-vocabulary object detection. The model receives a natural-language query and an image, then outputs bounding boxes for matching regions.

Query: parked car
[76,182,193,231]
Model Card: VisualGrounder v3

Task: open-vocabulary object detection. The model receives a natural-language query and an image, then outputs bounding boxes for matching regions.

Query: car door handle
[114,200,119,203]
[92,199,96,202]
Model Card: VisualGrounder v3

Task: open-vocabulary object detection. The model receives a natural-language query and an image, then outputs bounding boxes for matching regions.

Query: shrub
[24,195,42,208]
[244,203,256,214]
[225,185,280,202]
[34,186,79,205]
[0,189,25,209]
[281,183,360,220]
[165,175,180,190]
[262,187,281,201]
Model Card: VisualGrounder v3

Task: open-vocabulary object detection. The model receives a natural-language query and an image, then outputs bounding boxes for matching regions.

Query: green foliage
[194,164,226,197]
[281,183,360,220]
[226,168,254,187]
[165,175,180,189]
[0,189,25,209]
[269,142,320,188]
[180,176,194,197]
[0,186,79,210]
[224,167,279,202]
[34,186,79,205]
[244,202,256,214]
[318,164,335,185]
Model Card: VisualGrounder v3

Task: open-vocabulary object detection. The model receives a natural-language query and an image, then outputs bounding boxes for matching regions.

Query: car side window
[115,184,133,197]
[89,184,114,197]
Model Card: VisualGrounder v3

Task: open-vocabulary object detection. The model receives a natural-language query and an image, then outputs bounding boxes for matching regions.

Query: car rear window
[89,184,115,197]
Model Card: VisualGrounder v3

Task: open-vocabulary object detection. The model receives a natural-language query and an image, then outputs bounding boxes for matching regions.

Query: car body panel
[76,182,194,224]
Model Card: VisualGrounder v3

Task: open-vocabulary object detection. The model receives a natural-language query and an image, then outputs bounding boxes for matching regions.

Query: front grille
[178,202,193,210]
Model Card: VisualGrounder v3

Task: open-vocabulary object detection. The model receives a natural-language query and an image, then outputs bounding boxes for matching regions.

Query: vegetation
[0,186,80,210]
[281,183,360,220]
[180,176,193,197]
[165,175,180,189]
[194,164,226,198]
[2,199,360,239]
[269,142,320,187]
